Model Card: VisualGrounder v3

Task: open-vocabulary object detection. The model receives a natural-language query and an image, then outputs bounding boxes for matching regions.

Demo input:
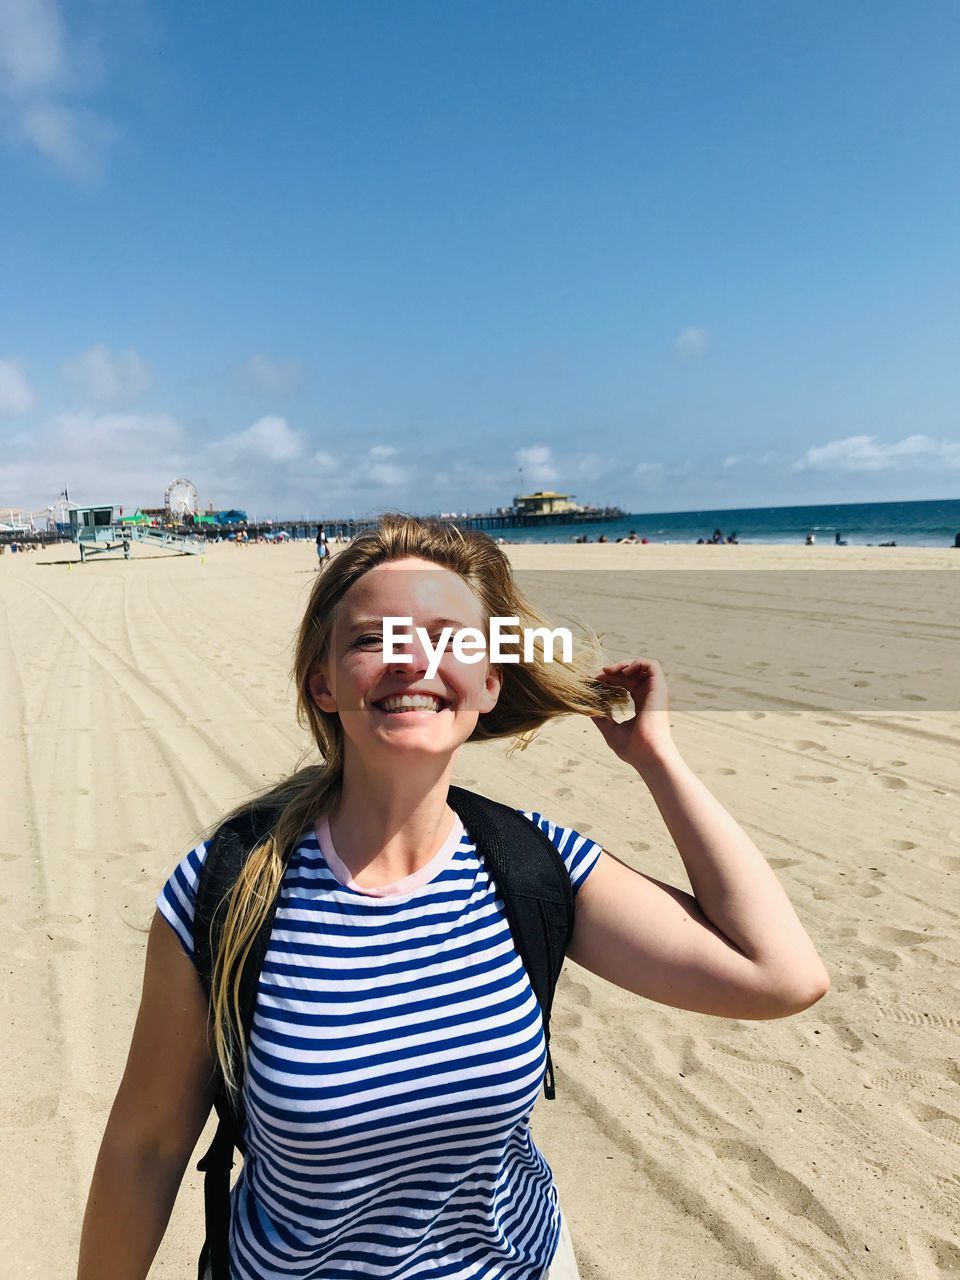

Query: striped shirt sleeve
[517,810,604,894]
[155,840,210,960]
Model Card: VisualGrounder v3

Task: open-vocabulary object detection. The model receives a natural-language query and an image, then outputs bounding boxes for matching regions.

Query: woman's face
[308,557,502,761]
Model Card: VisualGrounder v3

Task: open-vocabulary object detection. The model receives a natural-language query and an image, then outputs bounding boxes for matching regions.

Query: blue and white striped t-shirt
[156,808,602,1280]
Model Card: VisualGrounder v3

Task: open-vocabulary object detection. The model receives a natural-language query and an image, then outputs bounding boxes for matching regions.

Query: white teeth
[379,694,444,713]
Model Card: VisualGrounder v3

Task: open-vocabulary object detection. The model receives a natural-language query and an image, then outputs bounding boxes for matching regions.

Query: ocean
[503,497,960,548]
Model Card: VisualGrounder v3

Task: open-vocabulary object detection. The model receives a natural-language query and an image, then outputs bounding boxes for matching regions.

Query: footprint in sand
[768,857,800,870]
[45,934,83,954]
[852,679,870,688]
[870,926,936,946]
[710,1043,803,1084]
[710,1141,846,1245]
[861,945,902,971]
[792,740,826,752]
[0,1093,60,1127]
[789,669,811,678]
[852,883,882,899]
[927,853,960,873]
[554,786,574,799]
[0,851,21,863]
[714,766,737,776]
[889,1063,960,1088]
[874,775,908,791]
[738,710,767,721]
[565,978,594,1009]
[795,774,838,784]
[817,718,851,727]
[906,1102,960,1146]
[628,840,650,853]
[823,1019,864,1053]
[875,1004,960,1030]
[902,694,927,703]
[889,839,917,851]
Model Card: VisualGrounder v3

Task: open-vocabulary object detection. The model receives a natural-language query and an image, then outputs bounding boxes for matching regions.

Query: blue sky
[1,0,958,518]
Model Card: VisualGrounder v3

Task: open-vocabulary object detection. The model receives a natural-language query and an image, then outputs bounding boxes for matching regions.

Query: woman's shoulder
[155,838,212,961]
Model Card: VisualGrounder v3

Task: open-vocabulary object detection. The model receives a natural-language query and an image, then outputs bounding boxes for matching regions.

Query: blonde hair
[208,514,629,1096]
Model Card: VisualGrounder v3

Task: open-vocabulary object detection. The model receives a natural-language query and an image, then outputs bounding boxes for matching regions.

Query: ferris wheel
[164,478,200,518]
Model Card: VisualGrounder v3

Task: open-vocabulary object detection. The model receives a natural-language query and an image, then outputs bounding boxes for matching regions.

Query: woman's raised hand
[592,658,675,772]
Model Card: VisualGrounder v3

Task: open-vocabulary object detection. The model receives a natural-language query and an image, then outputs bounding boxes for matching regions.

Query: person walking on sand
[315,522,329,570]
[77,514,829,1280]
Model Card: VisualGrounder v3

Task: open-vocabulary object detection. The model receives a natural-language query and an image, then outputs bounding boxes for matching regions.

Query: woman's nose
[387,630,430,675]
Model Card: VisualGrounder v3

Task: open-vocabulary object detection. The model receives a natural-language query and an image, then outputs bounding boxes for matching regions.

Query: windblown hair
[209,513,629,1096]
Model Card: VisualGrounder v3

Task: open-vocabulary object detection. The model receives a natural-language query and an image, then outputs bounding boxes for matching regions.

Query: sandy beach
[2,538,958,1279]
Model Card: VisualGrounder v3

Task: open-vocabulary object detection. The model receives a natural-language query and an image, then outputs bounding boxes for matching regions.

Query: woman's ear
[307,665,337,714]
[478,662,503,714]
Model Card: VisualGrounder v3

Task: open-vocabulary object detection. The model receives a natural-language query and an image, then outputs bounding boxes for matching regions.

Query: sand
[2,538,958,1278]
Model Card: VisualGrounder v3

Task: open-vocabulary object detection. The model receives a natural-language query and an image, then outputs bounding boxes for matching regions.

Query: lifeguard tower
[70,504,202,562]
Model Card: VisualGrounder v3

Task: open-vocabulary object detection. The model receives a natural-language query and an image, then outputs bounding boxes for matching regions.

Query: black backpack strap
[446,785,575,1100]
[192,803,285,1280]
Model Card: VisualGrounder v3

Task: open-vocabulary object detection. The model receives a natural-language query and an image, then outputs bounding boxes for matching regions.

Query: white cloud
[793,434,960,473]
[2,408,189,510]
[241,353,306,396]
[213,415,305,463]
[0,0,65,92]
[0,357,35,414]
[674,326,708,359]
[310,449,338,471]
[723,450,778,468]
[19,101,115,180]
[51,407,182,453]
[0,0,115,179]
[367,461,410,487]
[515,444,557,486]
[634,462,664,480]
[64,344,150,405]
[369,445,398,461]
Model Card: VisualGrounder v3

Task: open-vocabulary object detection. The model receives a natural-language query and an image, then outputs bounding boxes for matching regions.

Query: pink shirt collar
[314,811,465,897]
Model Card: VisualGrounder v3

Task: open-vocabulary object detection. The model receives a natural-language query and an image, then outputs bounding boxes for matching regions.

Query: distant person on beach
[316,523,329,569]
[835,532,847,546]
[805,532,815,545]
[954,532,960,548]
[78,515,829,1280]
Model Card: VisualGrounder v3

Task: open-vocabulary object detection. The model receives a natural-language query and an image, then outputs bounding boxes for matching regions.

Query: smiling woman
[77,514,828,1280]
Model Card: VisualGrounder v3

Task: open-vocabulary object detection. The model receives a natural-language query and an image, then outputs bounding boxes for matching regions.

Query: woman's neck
[326,756,458,886]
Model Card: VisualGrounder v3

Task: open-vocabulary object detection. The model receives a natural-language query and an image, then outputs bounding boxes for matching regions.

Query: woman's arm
[570,660,829,1018]
[77,910,219,1280]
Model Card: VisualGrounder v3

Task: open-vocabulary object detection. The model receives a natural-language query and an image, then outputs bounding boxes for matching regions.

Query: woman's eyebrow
[346,615,474,631]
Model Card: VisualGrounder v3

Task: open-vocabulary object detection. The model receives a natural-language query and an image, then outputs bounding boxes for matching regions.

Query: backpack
[191,784,577,1280]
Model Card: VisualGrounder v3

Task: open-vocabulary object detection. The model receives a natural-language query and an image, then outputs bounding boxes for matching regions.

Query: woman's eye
[352,633,383,648]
